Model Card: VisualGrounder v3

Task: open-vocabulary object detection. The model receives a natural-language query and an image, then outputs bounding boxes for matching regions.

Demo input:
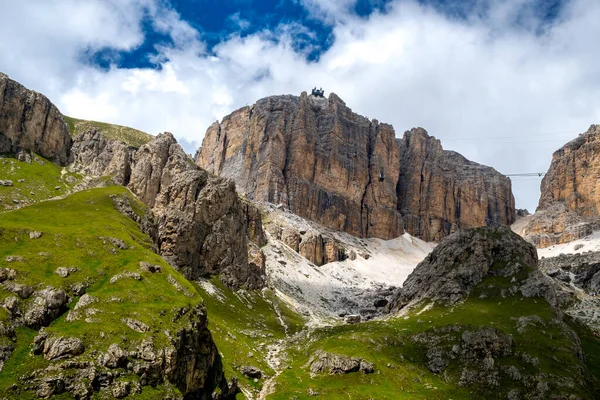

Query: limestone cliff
[196,92,403,240]
[196,93,515,242]
[397,128,515,242]
[0,73,71,165]
[522,125,600,247]
[71,130,263,289]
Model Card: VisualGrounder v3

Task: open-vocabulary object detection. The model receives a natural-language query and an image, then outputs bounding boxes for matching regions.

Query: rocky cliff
[0,73,71,165]
[196,93,515,242]
[522,125,600,247]
[398,128,515,241]
[71,130,264,290]
[196,92,403,240]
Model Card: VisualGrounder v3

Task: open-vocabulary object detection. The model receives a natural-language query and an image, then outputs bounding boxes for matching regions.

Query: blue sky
[0,0,598,211]
[87,0,566,70]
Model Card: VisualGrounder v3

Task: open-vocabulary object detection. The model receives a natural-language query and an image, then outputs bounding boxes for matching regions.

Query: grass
[194,278,306,398]
[263,272,600,400]
[63,115,153,148]
[0,186,203,398]
[0,154,81,212]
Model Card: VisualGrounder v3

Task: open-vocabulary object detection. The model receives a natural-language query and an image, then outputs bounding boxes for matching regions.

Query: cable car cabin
[379,169,385,182]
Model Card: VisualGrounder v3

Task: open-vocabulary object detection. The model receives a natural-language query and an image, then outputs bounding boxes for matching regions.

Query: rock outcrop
[196,92,403,240]
[540,252,600,331]
[0,73,71,165]
[397,128,515,242]
[196,93,515,242]
[71,130,264,289]
[26,304,238,399]
[523,125,600,247]
[389,226,552,311]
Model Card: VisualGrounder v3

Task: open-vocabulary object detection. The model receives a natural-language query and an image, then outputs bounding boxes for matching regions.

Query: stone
[112,381,130,398]
[43,336,84,360]
[139,261,162,273]
[98,343,128,369]
[0,268,16,282]
[122,318,150,333]
[4,282,34,299]
[0,180,13,186]
[3,296,20,316]
[23,287,68,328]
[55,267,70,278]
[0,73,72,165]
[344,315,361,324]
[29,231,42,239]
[110,271,142,283]
[241,366,263,379]
[309,350,374,375]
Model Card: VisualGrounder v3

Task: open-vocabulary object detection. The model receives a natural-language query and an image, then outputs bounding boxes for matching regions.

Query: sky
[1,0,599,212]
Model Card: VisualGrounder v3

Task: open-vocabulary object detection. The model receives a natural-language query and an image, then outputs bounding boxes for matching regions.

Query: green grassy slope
[0,154,81,212]
[0,186,203,399]
[63,116,153,148]
[195,278,306,399]
[265,271,600,399]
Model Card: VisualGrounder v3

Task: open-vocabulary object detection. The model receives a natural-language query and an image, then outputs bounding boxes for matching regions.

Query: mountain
[522,125,600,247]
[1,73,599,400]
[195,91,515,242]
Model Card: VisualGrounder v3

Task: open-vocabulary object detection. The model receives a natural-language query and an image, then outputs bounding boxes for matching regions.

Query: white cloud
[1,0,599,211]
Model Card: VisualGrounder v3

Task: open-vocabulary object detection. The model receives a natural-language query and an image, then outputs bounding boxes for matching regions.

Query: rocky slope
[71,129,263,290]
[522,125,600,247]
[196,92,514,242]
[398,128,515,242]
[0,73,71,165]
[259,226,600,399]
[0,188,237,399]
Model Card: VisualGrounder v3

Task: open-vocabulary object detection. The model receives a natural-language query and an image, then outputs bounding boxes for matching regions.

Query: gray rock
[98,343,128,369]
[29,231,42,239]
[3,282,34,299]
[23,287,68,328]
[0,180,13,186]
[112,381,130,398]
[345,315,361,324]
[0,73,72,165]
[389,226,538,311]
[122,318,149,333]
[3,296,20,317]
[43,336,84,360]
[110,271,142,283]
[309,350,374,375]
[0,268,16,282]
[139,262,162,273]
[241,366,263,379]
[55,267,70,278]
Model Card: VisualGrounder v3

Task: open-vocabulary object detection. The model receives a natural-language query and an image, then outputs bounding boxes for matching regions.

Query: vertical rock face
[71,130,262,289]
[0,73,71,165]
[522,125,600,247]
[197,93,515,242]
[397,128,515,242]
[196,92,403,240]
